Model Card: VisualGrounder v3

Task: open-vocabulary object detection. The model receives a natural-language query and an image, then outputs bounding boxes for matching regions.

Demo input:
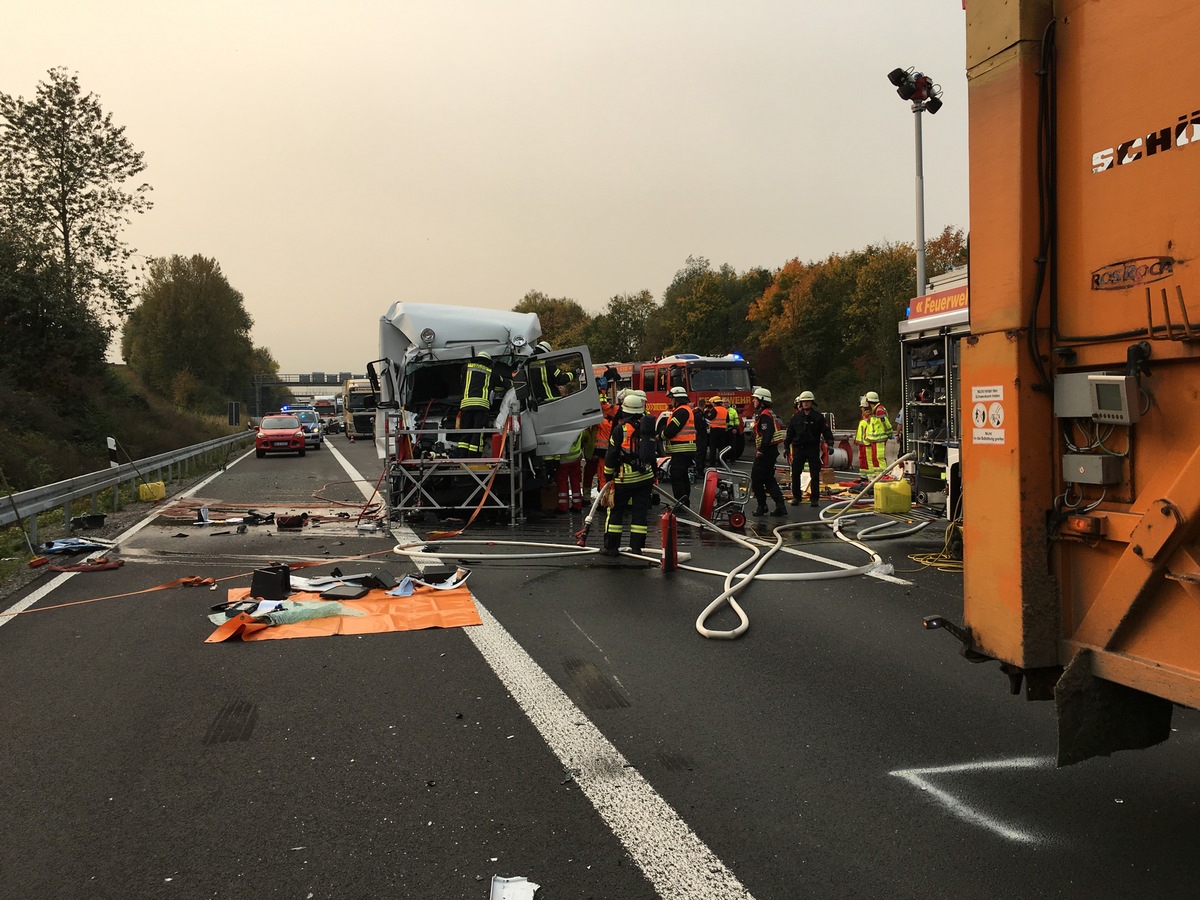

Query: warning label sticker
[972,385,1004,402]
[973,428,1005,445]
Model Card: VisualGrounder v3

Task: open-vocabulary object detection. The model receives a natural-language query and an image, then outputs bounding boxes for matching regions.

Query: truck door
[522,345,603,457]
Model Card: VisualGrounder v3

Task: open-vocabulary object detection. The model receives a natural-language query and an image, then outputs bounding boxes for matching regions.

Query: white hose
[391,469,896,642]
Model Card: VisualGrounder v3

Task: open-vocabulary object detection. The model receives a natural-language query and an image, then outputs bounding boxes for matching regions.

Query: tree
[659,257,770,357]
[512,291,590,348]
[582,290,658,361]
[121,255,256,408]
[0,225,107,387]
[0,68,152,355]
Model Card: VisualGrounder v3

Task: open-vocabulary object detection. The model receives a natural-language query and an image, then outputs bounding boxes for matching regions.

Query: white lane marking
[377,501,754,897]
[889,757,1054,844]
[0,447,254,629]
[326,440,384,504]
[465,600,753,899]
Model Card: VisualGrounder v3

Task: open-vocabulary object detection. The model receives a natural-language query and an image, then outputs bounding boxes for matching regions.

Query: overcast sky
[6,1,969,375]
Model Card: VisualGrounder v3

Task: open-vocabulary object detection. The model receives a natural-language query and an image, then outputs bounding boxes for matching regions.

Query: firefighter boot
[771,502,789,517]
[752,502,768,517]
[602,534,620,557]
[630,535,646,555]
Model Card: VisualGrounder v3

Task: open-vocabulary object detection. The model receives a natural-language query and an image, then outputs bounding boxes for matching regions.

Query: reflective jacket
[461,360,492,410]
[561,429,585,463]
[595,394,618,451]
[707,403,729,430]
[727,407,741,431]
[753,408,786,451]
[865,403,893,443]
[660,404,697,454]
[603,418,656,485]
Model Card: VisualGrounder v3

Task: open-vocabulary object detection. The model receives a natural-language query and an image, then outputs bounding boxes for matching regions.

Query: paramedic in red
[749,387,788,517]
[658,385,697,508]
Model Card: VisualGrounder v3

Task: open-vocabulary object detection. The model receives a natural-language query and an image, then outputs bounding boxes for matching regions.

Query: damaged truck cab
[367,302,601,520]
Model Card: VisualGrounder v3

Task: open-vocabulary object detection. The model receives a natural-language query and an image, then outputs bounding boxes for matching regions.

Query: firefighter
[863,390,893,477]
[584,368,621,495]
[694,395,710,472]
[854,396,871,480]
[455,350,493,457]
[705,396,730,468]
[749,387,788,517]
[658,385,697,507]
[530,341,569,403]
[785,391,834,507]
[602,392,655,556]
[726,401,741,456]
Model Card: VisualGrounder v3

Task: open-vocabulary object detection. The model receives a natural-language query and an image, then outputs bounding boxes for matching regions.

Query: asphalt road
[3,436,1199,899]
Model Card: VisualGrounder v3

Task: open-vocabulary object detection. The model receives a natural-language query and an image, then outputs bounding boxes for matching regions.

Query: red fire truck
[593,353,755,457]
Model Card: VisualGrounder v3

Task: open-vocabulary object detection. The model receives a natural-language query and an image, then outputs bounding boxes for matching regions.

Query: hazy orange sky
[6,1,969,375]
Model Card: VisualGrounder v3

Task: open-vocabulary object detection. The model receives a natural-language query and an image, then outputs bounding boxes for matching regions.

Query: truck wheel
[731,433,746,460]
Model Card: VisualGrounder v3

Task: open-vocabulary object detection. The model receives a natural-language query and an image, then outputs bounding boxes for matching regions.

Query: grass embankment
[0,364,243,576]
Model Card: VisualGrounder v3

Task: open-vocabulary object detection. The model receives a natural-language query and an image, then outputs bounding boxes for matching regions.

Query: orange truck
[937,0,1200,764]
[593,354,755,457]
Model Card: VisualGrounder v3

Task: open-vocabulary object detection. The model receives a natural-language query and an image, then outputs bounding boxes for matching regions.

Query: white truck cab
[368,302,602,463]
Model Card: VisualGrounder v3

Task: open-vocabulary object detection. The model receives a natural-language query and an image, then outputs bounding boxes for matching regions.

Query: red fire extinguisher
[660,506,678,573]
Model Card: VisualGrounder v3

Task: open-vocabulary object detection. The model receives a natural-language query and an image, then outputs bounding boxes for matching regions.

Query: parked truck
[937,0,1200,765]
[342,379,376,441]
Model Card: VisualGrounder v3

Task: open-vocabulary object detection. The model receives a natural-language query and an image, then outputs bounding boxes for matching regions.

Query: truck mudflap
[1054,649,1174,767]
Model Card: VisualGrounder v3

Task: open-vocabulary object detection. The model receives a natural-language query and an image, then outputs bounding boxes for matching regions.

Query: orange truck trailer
[938,0,1200,765]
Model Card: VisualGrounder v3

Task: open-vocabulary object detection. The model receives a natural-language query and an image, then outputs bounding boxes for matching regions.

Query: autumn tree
[512,290,590,348]
[0,68,152,360]
[121,255,268,409]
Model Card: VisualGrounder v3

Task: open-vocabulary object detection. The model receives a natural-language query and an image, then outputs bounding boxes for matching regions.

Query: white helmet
[667,386,688,400]
[536,341,552,354]
[621,393,646,414]
[752,387,772,403]
[797,391,815,403]
[865,390,880,404]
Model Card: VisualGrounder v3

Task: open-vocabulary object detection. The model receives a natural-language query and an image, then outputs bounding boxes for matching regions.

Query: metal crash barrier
[386,426,523,523]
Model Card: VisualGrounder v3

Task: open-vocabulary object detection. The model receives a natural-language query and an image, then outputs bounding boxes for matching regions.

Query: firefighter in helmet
[456,350,493,457]
[658,385,697,507]
[862,390,893,477]
[750,387,788,517]
[785,391,834,507]
[602,391,655,556]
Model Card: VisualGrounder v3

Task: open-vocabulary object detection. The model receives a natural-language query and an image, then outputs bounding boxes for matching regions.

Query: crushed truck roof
[380,302,541,357]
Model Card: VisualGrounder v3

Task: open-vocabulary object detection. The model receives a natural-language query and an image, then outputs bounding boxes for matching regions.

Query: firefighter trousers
[605,480,653,552]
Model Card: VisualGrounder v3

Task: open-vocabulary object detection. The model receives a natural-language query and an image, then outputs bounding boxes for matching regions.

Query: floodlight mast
[887,67,943,298]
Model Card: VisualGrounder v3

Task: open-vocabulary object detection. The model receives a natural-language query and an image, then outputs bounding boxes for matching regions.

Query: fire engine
[593,353,755,458]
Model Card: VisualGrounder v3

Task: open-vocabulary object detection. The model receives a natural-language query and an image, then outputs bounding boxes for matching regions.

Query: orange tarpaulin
[205,585,481,642]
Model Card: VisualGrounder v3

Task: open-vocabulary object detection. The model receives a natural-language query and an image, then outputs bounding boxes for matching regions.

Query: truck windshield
[688,366,752,393]
[347,392,375,411]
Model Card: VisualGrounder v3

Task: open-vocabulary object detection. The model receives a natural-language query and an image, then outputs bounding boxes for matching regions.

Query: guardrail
[0,432,253,546]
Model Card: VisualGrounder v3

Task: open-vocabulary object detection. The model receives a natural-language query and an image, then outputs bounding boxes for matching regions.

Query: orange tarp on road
[205,585,481,643]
